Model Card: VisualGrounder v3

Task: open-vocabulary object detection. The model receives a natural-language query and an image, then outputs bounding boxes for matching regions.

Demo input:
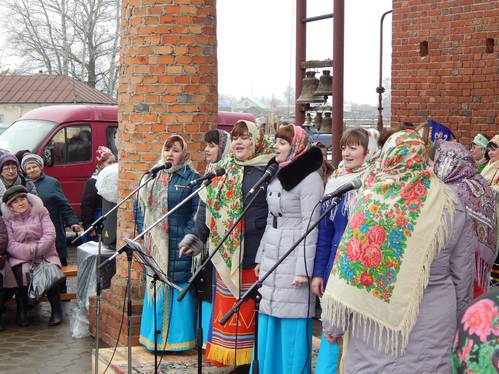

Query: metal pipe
[295,0,306,126]
[332,0,344,166]
[376,10,392,133]
[303,13,333,23]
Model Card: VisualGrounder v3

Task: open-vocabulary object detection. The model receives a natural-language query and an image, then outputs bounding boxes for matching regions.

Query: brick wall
[391,0,498,143]
[91,0,218,347]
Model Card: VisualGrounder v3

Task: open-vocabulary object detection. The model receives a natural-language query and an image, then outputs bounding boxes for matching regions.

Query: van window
[48,125,92,164]
[106,126,118,156]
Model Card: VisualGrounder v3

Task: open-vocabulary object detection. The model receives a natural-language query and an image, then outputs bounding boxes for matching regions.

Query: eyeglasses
[2,166,17,172]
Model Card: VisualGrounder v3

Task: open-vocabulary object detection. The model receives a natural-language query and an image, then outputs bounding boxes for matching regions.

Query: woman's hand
[254,264,260,278]
[311,277,325,297]
[179,246,193,258]
[324,334,343,345]
[291,276,309,287]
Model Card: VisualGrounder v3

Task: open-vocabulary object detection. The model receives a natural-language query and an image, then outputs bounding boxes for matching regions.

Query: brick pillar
[391,0,498,143]
[89,0,217,347]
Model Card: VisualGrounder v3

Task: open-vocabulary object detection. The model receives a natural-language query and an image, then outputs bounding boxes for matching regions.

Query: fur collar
[277,146,323,191]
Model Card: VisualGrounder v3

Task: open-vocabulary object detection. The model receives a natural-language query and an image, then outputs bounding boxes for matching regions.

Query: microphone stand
[72,171,157,374]
[177,183,269,374]
[219,196,342,374]
[122,238,179,374]
[98,180,211,374]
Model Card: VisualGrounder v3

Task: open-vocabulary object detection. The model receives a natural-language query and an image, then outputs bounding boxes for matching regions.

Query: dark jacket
[312,196,349,285]
[137,167,200,284]
[34,172,79,262]
[191,165,269,269]
[81,176,102,230]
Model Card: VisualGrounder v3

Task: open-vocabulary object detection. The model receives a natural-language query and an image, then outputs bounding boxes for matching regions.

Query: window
[47,125,92,164]
[106,126,119,157]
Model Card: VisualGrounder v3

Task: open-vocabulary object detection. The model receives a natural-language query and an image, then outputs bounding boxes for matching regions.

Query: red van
[0,105,255,216]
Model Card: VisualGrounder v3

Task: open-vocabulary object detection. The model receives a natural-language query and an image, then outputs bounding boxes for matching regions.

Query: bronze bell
[319,112,332,133]
[303,112,313,126]
[296,71,325,103]
[313,112,322,130]
[314,70,333,98]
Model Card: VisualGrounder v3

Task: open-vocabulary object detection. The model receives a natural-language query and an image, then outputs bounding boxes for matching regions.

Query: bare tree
[3,0,120,96]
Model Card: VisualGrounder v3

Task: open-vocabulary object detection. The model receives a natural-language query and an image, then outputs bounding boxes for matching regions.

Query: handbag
[27,244,65,300]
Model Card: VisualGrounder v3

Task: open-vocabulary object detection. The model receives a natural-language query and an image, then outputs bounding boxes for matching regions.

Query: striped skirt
[205,269,256,366]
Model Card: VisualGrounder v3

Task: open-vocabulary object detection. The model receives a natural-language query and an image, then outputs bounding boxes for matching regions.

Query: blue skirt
[315,334,340,374]
[252,313,312,374]
[139,283,196,352]
[201,300,212,345]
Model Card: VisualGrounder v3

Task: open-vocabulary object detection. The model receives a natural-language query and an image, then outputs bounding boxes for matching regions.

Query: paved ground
[0,246,96,374]
[0,246,324,374]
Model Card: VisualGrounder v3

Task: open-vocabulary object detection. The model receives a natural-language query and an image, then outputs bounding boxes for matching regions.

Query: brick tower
[90,0,218,346]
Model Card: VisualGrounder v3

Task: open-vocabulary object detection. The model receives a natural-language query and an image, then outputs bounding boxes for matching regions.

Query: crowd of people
[133,121,498,374]
[0,146,118,330]
[0,121,497,374]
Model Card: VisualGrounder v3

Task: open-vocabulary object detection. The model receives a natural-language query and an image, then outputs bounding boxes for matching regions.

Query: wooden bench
[6,264,78,303]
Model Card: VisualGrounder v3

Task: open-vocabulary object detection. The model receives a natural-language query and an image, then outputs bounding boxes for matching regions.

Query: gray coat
[324,201,474,374]
[256,169,324,319]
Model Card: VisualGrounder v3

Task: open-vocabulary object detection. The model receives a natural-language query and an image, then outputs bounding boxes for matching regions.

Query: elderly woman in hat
[22,153,80,272]
[0,153,37,199]
[1,185,63,327]
[81,146,116,239]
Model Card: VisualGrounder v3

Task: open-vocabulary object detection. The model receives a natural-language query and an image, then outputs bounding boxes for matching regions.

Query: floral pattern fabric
[333,130,431,302]
[451,287,499,373]
[206,121,273,297]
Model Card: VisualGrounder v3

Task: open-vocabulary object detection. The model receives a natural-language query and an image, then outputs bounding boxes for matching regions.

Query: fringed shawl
[138,135,191,300]
[205,121,273,297]
[321,130,457,356]
[434,141,497,295]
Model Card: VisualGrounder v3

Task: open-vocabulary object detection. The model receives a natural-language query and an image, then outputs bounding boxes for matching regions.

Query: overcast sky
[0,0,392,106]
[217,0,393,105]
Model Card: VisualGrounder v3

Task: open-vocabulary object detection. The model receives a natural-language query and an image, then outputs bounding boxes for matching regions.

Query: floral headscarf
[206,121,273,297]
[95,146,114,174]
[278,124,308,169]
[322,130,457,355]
[434,141,497,297]
[451,286,499,373]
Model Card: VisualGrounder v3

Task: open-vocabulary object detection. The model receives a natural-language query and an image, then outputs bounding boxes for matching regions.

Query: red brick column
[89,0,217,347]
[391,0,498,143]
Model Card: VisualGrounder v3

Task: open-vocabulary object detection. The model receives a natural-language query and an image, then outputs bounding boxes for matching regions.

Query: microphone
[146,162,172,175]
[320,177,362,203]
[186,168,226,187]
[248,162,279,196]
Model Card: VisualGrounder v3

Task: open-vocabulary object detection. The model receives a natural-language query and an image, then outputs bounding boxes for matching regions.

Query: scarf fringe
[322,184,457,357]
[475,253,492,290]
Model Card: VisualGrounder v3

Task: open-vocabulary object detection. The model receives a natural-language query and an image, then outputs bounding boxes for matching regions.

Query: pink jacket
[1,194,60,285]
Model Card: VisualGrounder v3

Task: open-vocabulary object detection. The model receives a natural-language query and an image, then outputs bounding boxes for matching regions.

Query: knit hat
[487,135,499,148]
[0,154,20,171]
[96,146,114,165]
[2,185,28,206]
[21,153,44,172]
[472,133,489,149]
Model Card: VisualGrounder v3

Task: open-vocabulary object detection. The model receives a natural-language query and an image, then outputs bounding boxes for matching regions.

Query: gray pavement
[0,247,95,374]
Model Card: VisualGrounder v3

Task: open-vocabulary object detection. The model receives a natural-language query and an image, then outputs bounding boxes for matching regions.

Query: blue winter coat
[34,172,79,263]
[136,166,200,284]
[313,196,349,286]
